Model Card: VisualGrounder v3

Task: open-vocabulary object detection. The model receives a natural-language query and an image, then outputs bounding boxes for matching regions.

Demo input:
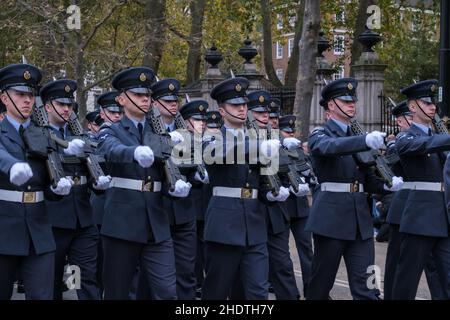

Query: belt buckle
[22,192,36,203]
[441,183,445,192]
[241,188,252,199]
[351,181,360,193]
[142,181,153,192]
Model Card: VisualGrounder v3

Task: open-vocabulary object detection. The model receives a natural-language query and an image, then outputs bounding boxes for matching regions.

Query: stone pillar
[310,32,334,130]
[236,38,264,92]
[352,28,386,132]
[180,45,225,110]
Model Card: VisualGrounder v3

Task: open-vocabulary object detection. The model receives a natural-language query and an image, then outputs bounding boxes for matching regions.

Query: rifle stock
[67,112,105,183]
[22,97,66,187]
[349,118,394,187]
[147,107,186,192]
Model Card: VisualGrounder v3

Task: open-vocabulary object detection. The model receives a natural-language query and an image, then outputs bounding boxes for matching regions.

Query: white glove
[9,162,33,186]
[384,176,404,192]
[283,137,301,150]
[260,139,280,158]
[290,183,310,197]
[134,146,154,168]
[93,175,111,190]
[194,170,209,184]
[301,169,311,177]
[169,179,192,198]
[365,131,386,150]
[266,186,290,202]
[51,177,73,196]
[169,131,184,144]
[64,139,85,156]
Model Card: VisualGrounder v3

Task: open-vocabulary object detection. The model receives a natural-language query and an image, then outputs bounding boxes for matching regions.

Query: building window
[333,35,345,55]
[276,42,284,59]
[288,38,295,58]
[333,65,345,80]
[335,10,345,23]
[277,14,283,30]
[276,69,284,81]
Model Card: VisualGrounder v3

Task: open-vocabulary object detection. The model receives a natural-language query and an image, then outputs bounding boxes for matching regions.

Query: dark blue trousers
[307,234,380,300]
[202,241,269,300]
[0,249,54,300]
[96,225,104,299]
[171,220,197,300]
[52,225,100,300]
[268,228,299,300]
[102,235,177,300]
[195,220,205,289]
[290,217,313,296]
[384,224,447,300]
[392,233,450,300]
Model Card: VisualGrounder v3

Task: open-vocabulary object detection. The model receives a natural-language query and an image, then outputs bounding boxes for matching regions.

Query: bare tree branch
[82,0,127,50]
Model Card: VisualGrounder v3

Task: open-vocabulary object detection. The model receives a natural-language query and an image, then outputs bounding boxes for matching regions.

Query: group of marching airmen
[0,60,449,300]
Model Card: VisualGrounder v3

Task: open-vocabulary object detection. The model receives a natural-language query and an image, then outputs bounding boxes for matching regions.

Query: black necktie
[19,125,25,139]
[428,128,433,136]
[166,126,172,133]
[346,126,352,136]
[59,127,65,139]
[137,123,144,144]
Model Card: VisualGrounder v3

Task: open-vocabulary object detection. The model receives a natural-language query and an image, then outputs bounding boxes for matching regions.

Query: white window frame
[276,42,284,59]
[332,65,345,80]
[276,69,284,81]
[288,38,295,58]
[333,35,345,55]
[277,14,283,30]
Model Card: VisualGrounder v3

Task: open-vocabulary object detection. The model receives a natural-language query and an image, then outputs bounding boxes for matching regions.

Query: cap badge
[258,95,265,103]
[169,83,175,91]
[289,119,294,125]
[235,83,242,92]
[431,84,437,92]
[64,85,71,93]
[347,83,353,90]
[212,114,217,119]
[199,105,204,111]
[270,102,275,107]
[139,73,147,82]
[23,71,31,80]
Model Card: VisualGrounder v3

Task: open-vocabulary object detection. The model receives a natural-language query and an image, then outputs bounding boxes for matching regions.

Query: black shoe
[16,282,25,294]
[195,287,202,299]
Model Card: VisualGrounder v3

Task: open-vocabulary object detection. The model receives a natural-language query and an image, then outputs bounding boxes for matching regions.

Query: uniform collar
[411,122,432,135]
[5,115,31,132]
[223,124,245,137]
[127,116,146,129]
[330,118,348,134]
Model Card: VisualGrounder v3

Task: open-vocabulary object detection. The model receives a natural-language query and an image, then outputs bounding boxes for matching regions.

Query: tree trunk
[260,0,283,87]
[349,0,378,76]
[185,0,207,85]
[142,0,167,74]
[75,30,87,120]
[284,1,305,87]
[294,0,321,140]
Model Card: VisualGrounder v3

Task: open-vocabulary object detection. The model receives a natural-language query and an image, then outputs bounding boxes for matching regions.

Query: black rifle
[22,96,67,187]
[432,114,449,134]
[147,107,186,192]
[349,118,394,187]
[246,112,281,196]
[67,112,105,183]
[432,114,449,157]
[173,112,208,180]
